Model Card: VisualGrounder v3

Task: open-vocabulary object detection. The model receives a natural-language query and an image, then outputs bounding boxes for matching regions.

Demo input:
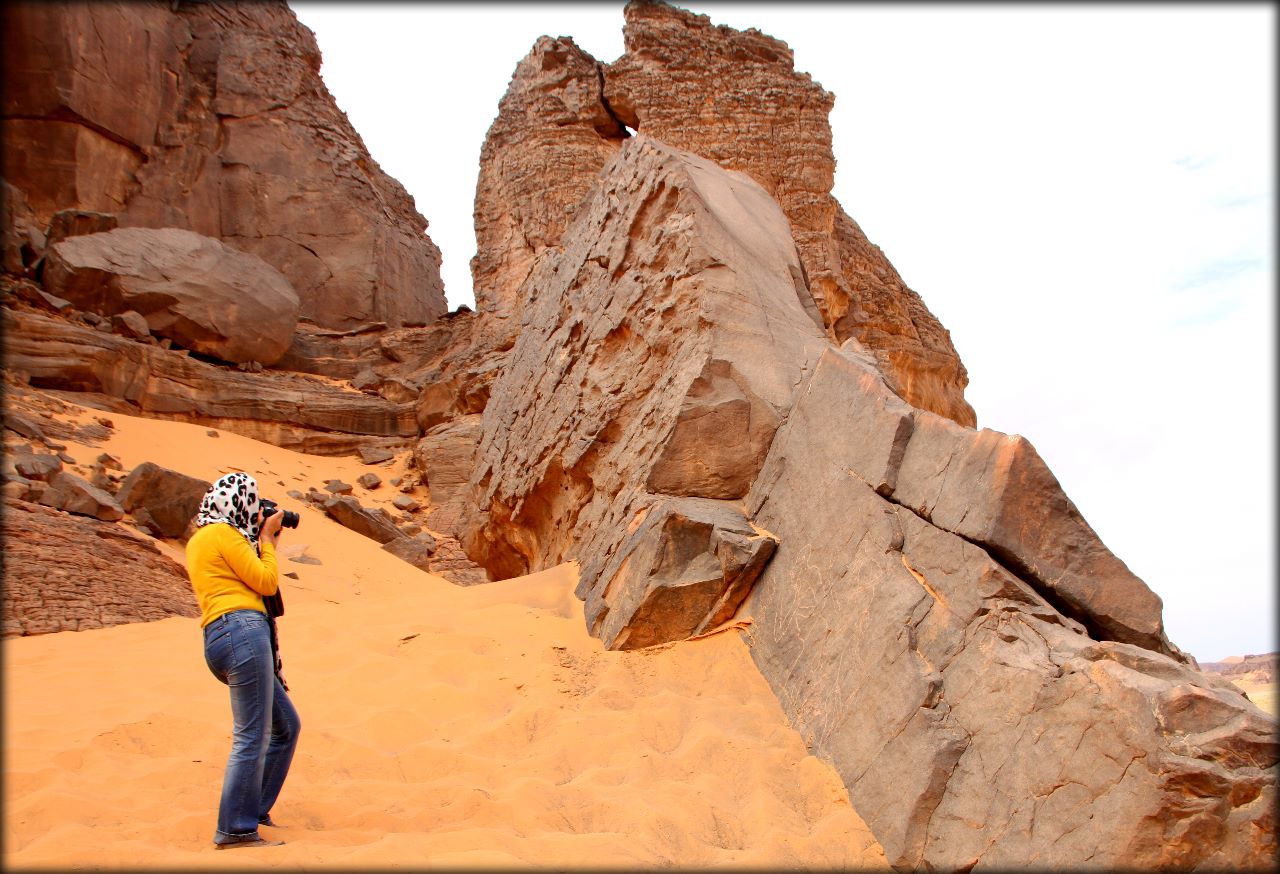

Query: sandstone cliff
[1,0,445,330]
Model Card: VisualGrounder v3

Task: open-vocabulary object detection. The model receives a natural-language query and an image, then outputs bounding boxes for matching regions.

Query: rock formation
[44,227,301,366]
[2,496,198,636]
[1,1,1273,868]
[4,306,417,455]
[461,135,829,647]
[470,0,974,426]
[1,0,445,330]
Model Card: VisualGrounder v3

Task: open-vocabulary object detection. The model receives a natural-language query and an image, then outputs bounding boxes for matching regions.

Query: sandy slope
[2,404,886,869]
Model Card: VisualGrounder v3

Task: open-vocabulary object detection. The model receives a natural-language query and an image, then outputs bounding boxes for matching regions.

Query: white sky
[290,2,1275,664]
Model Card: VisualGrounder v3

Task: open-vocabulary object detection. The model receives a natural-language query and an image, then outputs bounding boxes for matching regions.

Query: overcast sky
[290,2,1275,664]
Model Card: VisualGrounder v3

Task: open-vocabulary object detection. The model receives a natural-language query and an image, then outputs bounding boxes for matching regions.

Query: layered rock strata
[461,135,828,646]
[3,307,417,455]
[741,343,1272,869]
[2,496,198,636]
[1,0,445,329]
[470,0,974,426]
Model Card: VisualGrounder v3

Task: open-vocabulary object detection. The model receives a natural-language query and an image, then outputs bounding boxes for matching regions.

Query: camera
[259,498,300,529]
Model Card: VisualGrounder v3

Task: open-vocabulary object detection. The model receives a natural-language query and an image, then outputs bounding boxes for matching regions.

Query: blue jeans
[203,609,301,845]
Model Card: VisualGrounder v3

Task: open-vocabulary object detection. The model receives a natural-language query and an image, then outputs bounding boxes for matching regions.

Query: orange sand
[3,404,887,869]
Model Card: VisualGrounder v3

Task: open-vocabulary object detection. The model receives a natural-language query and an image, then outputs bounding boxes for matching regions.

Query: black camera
[259,498,300,529]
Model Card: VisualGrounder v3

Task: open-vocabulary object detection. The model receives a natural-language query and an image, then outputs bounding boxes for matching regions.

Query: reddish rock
[0,0,445,330]
[3,308,418,455]
[44,209,118,247]
[461,136,827,586]
[587,496,777,650]
[323,495,401,544]
[37,470,124,522]
[2,496,198,636]
[110,310,151,340]
[414,414,483,536]
[43,227,300,365]
[116,462,211,540]
[356,472,381,490]
[381,533,438,573]
[469,0,974,426]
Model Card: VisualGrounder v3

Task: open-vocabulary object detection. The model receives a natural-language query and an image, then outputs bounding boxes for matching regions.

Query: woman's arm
[221,526,279,597]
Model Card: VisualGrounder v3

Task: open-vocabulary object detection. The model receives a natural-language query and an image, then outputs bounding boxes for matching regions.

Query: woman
[187,472,301,850]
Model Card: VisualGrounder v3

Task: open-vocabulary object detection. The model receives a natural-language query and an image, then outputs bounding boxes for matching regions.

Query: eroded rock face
[43,227,300,365]
[3,308,417,455]
[470,0,974,426]
[460,136,827,609]
[740,343,1270,870]
[1,0,445,330]
[2,496,198,636]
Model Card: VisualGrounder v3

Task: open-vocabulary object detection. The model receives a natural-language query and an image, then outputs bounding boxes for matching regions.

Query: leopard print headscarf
[194,471,262,545]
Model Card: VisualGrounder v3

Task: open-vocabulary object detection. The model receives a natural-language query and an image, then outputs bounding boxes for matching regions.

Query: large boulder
[116,462,211,540]
[739,343,1273,870]
[0,0,445,330]
[323,494,402,545]
[43,227,300,365]
[460,135,828,608]
[469,0,974,426]
[2,496,198,636]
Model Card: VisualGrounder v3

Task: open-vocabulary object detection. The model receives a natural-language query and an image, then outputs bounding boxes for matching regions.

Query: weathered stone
[1,497,198,635]
[96,452,123,471]
[2,180,42,274]
[462,135,828,588]
[588,496,777,650]
[3,410,47,443]
[322,495,401,544]
[892,405,1182,659]
[391,494,420,513]
[115,462,210,539]
[415,414,483,536]
[128,506,164,539]
[381,533,439,572]
[0,0,445,330]
[738,342,1272,871]
[358,446,395,465]
[472,35,629,326]
[37,471,124,521]
[43,227,300,365]
[471,0,974,426]
[110,310,150,340]
[427,536,491,587]
[356,472,381,490]
[13,451,62,481]
[324,479,353,495]
[3,308,418,455]
[44,209,118,246]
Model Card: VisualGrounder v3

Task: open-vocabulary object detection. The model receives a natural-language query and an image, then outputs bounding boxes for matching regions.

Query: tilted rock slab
[3,308,417,455]
[1,0,444,330]
[740,344,1274,869]
[460,135,828,646]
[470,0,974,426]
[43,227,300,366]
[2,496,198,637]
[116,462,211,540]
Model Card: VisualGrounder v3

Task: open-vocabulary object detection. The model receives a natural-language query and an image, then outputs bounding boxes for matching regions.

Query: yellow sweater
[186,523,279,628]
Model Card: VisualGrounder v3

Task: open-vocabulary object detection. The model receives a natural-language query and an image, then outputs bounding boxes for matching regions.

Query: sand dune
[3,406,886,869]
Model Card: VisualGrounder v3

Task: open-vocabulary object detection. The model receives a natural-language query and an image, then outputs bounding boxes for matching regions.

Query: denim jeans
[203,609,301,845]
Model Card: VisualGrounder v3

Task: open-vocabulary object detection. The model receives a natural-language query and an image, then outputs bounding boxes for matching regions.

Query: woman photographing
[186,472,301,850]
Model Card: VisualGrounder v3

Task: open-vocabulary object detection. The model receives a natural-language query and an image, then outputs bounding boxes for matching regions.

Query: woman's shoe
[215,837,285,850]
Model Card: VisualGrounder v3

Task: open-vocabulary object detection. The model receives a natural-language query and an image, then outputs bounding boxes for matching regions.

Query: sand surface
[3,404,887,869]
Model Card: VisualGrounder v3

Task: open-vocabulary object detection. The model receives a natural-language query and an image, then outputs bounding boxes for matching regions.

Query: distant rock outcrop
[0,0,445,330]
[470,0,974,426]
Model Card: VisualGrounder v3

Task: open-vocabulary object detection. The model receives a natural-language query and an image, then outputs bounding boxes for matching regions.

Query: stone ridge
[1,0,446,330]
[469,0,975,426]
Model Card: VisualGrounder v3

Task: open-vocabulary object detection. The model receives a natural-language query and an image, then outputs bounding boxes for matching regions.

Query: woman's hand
[259,507,284,546]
